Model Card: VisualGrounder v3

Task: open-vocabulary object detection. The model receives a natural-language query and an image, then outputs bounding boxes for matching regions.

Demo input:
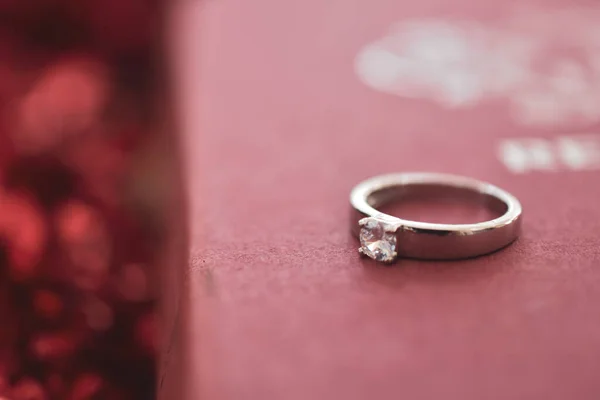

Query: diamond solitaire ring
[350,173,522,263]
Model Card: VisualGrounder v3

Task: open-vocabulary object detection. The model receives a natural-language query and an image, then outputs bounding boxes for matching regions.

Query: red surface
[172,1,600,399]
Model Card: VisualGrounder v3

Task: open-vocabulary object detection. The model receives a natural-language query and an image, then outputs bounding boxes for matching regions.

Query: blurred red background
[0,1,184,399]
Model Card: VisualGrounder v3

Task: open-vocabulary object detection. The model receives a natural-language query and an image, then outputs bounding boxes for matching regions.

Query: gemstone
[359,218,397,263]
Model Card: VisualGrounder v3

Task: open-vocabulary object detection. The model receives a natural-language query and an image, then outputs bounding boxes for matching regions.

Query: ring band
[350,172,522,262]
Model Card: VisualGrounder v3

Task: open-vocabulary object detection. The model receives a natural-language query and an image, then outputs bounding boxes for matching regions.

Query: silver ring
[350,172,522,263]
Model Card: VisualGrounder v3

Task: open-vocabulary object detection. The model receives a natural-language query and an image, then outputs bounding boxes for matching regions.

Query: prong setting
[358,218,398,263]
[358,218,370,227]
[384,225,398,233]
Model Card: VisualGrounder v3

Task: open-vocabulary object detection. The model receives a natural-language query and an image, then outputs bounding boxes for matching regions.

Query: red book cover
[171,1,600,399]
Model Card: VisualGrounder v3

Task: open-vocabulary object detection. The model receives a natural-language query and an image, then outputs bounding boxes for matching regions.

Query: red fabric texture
[172,1,600,399]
